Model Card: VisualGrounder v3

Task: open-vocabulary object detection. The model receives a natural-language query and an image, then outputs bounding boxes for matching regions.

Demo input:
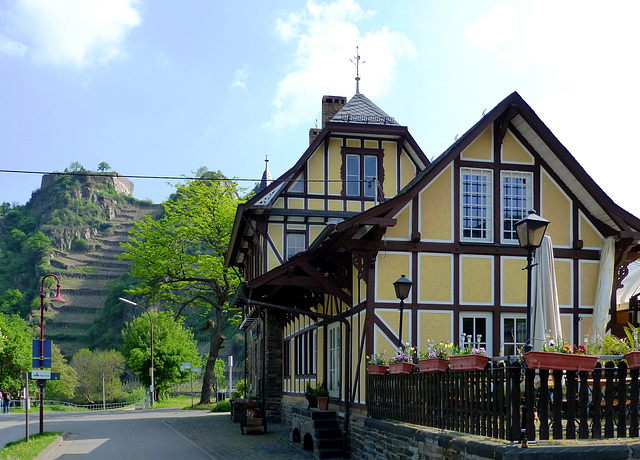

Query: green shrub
[211,400,230,412]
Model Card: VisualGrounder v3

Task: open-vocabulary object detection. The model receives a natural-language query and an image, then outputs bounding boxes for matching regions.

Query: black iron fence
[368,359,640,442]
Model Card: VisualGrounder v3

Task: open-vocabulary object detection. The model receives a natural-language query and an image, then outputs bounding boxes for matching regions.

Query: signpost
[180,363,201,407]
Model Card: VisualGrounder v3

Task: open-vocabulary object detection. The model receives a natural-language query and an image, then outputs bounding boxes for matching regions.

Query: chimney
[309,128,321,145]
[322,95,346,128]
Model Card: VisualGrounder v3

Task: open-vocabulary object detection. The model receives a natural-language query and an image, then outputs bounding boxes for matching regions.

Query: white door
[327,323,341,398]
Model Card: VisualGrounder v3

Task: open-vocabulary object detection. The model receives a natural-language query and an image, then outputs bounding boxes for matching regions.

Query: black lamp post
[39,274,66,435]
[514,210,550,353]
[393,275,413,349]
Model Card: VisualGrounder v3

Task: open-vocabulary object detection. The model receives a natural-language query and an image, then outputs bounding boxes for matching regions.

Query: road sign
[31,369,52,380]
[180,362,192,371]
[192,368,202,374]
[32,339,52,368]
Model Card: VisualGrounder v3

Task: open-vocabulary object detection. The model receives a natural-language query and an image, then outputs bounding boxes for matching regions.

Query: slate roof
[330,93,399,126]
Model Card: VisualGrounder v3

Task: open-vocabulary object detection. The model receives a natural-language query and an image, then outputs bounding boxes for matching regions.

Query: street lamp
[39,274,66,435]
[514,210,550,353]
[393,275,413,348]
[119,298,155,406]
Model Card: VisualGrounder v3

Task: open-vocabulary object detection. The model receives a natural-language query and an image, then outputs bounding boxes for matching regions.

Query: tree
[122,311,199,400]
[68,161,84,172]
[97,162,111,172]
[0,313,31,393]
[47,343,78,401]
[71,349,125,403]
[119,171,244,403]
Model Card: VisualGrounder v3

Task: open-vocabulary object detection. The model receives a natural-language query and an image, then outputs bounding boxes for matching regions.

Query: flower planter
[246,408,260,418]
[418,358,449,373]
[624,351,640,369]
[524,351,598,372]
[367,364,388,375]
[389,362,414,374]
[449,355,490,371]
[317,396,329,410]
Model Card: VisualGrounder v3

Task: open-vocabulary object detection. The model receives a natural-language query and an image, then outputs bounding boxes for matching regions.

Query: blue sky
[1,1,639,217]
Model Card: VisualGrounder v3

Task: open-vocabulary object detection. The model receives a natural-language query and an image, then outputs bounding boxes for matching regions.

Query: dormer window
[345,153,379,198]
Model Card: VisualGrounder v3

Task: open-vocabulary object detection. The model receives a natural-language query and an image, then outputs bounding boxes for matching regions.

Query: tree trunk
[199,308,225,404]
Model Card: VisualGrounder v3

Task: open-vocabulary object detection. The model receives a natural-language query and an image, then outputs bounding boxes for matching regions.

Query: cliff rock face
[40,173,134,196]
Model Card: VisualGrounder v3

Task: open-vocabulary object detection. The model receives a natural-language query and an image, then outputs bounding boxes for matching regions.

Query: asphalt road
[0,408,313,459]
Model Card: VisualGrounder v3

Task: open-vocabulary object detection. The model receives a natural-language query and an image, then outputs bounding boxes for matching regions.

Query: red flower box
[624,351,640,369]
[367,364,388,375]
[389,362,414,374]
[418,358,449,373]
[524,351,598,372]
[449,355,490,371]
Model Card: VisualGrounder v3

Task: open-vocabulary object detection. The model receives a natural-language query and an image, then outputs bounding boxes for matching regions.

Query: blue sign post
[32,339,52,369]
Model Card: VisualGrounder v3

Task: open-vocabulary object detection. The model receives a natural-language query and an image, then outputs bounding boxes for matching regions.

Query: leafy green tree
[119,171,243,404]
[71,349,125,403]
[97,162,111,172]
[0,313,31,393]
[68,161,84,172]
[47,343,78,401]
[0,289,23,315]
[122,311,199,400]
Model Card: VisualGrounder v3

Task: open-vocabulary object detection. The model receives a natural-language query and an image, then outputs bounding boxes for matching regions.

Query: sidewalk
[164,412,314,460]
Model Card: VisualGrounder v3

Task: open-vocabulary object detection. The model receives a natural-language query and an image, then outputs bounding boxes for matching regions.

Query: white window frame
[286,233,306,260]
[363,155,378,198]
[501,314,527,356]
[460,168,493,243]
[327,323,341,398]
[459,312,492,356]
[346,154,360,196]
[501,171,533,244]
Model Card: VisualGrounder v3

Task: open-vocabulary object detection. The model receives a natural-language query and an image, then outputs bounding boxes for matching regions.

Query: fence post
[506,359,522,443]
[524,367,536,441]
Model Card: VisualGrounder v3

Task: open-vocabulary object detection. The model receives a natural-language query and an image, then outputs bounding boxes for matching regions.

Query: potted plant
[245,398,260,418]
[449,345,490,371]
[418,341,451,373]
[366,352,388,375]
[315,383,330,410]
[388,345,416,374]
[524,338,598,372]
[305,383,318,409]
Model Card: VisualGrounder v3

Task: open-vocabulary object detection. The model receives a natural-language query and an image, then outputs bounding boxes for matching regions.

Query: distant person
[0,390,3,414]
[2,390,10,414]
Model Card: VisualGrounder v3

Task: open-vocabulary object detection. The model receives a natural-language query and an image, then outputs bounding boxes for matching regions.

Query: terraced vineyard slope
[47,202,161,357]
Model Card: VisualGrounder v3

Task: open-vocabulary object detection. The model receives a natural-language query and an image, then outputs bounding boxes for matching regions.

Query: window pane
[364,156,377,197]
[289,173,304,193]
[346,155,359,196]
[287,233,305,259]
[502,172,532,242]
[461,168,492,242]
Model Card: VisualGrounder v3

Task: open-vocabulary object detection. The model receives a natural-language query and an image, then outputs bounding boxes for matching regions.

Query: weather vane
[350,46,365,94]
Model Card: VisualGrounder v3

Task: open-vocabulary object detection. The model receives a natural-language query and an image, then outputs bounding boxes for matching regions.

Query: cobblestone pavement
[164,412,314,460]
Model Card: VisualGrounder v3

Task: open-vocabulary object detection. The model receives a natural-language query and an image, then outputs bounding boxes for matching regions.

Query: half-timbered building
[226,90,640,422]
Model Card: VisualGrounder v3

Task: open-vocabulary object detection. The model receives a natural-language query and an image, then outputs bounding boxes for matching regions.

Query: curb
[34,431,70,460]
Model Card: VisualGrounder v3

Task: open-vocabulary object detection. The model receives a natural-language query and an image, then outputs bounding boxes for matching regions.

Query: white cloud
[268,0,414,131]
[0,36,27,56]
[466,3,519,48]
[3,0,141,68]
[231,65,249,90]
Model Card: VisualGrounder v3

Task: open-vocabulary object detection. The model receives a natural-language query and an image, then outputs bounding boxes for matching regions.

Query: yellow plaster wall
[418,311,452,351]
[560,315,573,342]
[384,203,411,240]
[580,214,603,249]
[461,126,492,161]
[364,202,375,211]
[308,199,324,210]
[308,147,324,195]
[309,225,324,245]
[400,150,415,190]
[461,256,493,304]
[274,198,285,209]
[502,258,527,304]
[502,130,534,164]
[328,200,343,211]
[347,139,360,148]
[580,316,593,341]
[555,260,572,306]
[328,138,342,195]
[580,261,600,307]
[377,252,411,301]
[267,223,283,270]
[287,224,305,231]
[418,254,452,303]
[364,140,377,149]
[541,171,571,247]
[379,309,409,347]
[347,201,361,213]
[382,141,397,197]
[288,198,304,209]
[374,326,396,358]
[420,165,453,241]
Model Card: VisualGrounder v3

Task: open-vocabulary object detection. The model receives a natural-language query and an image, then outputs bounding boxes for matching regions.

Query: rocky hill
[27,173,162,357]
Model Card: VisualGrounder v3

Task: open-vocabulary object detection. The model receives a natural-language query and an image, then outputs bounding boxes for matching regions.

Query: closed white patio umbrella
[531,235,562,350]
[590,236,616,343]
